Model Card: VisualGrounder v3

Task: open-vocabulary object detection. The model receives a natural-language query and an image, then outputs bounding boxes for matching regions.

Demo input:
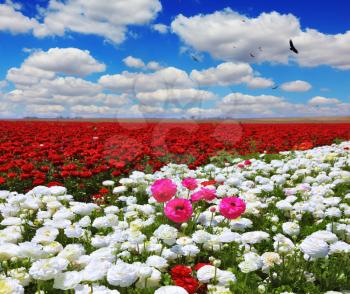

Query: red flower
[173,277,199,294]
[47,181,64,187]
[0,176,5,185]
[99,187,109,194]
[171,265,192,278]
[201,180,217,186]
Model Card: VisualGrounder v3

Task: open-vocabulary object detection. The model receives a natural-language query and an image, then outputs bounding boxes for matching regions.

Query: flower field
[1,121,350,200]
[0,129,350,293]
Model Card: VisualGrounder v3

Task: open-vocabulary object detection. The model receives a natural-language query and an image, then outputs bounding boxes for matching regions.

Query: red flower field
[1,120,349,199]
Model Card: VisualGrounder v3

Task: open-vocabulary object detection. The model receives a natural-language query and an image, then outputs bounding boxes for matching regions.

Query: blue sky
[0,0,349,118]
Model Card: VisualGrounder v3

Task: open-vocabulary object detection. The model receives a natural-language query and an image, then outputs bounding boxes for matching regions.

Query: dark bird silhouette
[242,19,246,22]
[191,54,200,62]
[272,85,279,90]
[250,52,255,58]
[289,39,298,54]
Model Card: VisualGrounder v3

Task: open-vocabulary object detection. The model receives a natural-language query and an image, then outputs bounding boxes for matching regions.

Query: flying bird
[272,85,279,90]
[289,39,299,54]
[250,52,255,58]
[191,54,200,62]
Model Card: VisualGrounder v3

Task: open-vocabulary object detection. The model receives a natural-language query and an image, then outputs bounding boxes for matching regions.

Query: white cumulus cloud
[281,80,312,92]
[171,9,350,70]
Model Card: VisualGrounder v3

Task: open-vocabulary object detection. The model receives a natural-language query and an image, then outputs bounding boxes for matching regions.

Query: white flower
[57,244,85,262]
[105,206,120,214]
[282,222,300,236]
[241,231,269,244]
[32,226,59,243]
[299,237,329,259]
[64,224,84,238]
[0,277,24,294]
[146,255,168,271]
[216,269,236,286]
[192,230,212,244]
[238,252,262,273]
[1,217,22,226]
[154,225,178,245]
[181,244,200,257]
[53,271,82,290]
[81,260,112,281]
[329,241,350,254]
[8,268,31,287]
[261,252,282,272]
[309,231,338,244]
[103,180,115,186]
[43,241,63,255]
[154,286,189,294]
[18,242,46,260]
[78,216,91,227]
[197,265,216,283]
[273,234,295,254]
[29,257,68,280]
[107,262,138,287]
[113,186,127,194]
[74,284,120,294]
[0,243,21,261]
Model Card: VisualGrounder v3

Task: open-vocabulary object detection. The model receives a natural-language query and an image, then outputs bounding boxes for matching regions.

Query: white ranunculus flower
[53,271,82,290]
[64,224,84,238]
[192,230,212,244]
[18,242,46,260]
[154,286,189,294]
[103,180,115,186]
[8,267,31,286]
[282,222,300,236]
[309,231,338,244]
[78,216,91,227]
[81,260,112,282]
[0,277,24,294]
[299,237,329,259]
[113,186,127,194]
[217,269,236,286]
[238,252,262,273]
[0,243,21,261]
[197,265,216,283]
[107,262,138,287]
[146,255,168,271]
[329,241,350,254]
[57,244,85,262]
[241,231,269,244]
[261,252,282,272]
[32,226,59,243]
[154,225,178,245]
[29,257,68,280]
[74,284,120,294]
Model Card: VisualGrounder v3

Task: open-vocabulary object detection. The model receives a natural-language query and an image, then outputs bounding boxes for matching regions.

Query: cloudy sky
[0,0,350,118]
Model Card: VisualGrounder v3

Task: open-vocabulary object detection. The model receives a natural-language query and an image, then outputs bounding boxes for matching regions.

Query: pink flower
[151,179,177,203]
[244,160,252,166]
[164,198,193,223]
[191,188,217,203]
[237,163,244,168]
[219,197,246,219]
[181,177,198,191]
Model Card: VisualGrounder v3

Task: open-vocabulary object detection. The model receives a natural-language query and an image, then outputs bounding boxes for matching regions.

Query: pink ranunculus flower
[164,198,193,223]
[244,159,252,166]
[151,179,177,203]
[219,197,246,219]
[190,188,217,203]
[181,177,198,191]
